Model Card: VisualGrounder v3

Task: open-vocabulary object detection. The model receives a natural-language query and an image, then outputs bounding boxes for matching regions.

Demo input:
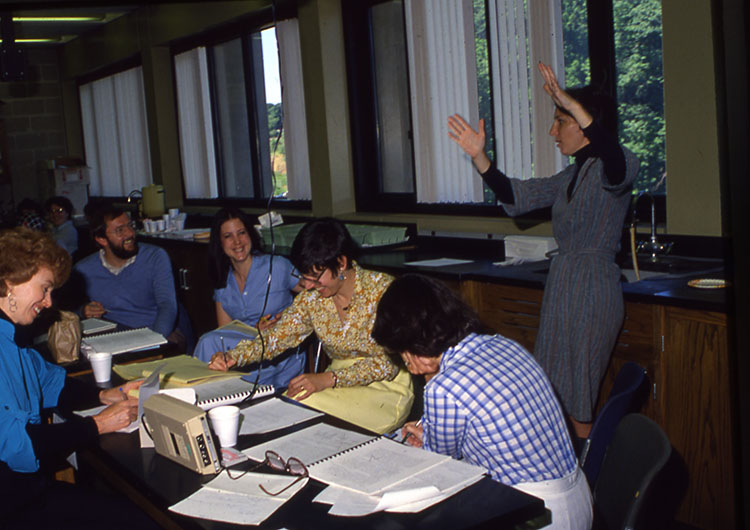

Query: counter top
[358,250,728,313]
[140,231,728,313]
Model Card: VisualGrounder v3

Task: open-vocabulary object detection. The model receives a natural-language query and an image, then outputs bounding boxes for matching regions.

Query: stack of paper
[169,472,307,525]
[113,355,241,386]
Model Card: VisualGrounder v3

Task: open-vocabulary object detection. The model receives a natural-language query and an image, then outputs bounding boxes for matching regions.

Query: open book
[82,327,166,355]
[243,423,486,497]
[113,355,241,386]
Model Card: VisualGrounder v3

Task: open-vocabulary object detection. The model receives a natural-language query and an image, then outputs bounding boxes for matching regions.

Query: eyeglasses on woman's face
[292,269,327,287]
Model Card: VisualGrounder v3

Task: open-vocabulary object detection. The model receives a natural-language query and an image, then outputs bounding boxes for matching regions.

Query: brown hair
[0,227,71,296]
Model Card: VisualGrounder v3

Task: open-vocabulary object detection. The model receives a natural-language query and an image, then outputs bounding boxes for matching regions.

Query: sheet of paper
[138,365,164,448]
[404,258,474,267]
[243,423,374,465]
[169,472,306,526]
[238,398,323,435]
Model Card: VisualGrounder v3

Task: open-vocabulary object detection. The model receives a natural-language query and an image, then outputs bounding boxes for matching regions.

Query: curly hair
[0,227,71,296]
[372,274,488,358]
[290,218,359,276]
[45,195,74,217]
[208,207,263,289]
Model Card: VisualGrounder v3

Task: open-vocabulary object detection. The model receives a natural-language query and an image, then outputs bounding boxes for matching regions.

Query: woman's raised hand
[447,114,491,173]
[537,62,592,128]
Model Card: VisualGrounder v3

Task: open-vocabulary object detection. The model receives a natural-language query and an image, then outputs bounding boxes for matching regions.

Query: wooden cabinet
[462,280,736,530]
[147,238,217,338]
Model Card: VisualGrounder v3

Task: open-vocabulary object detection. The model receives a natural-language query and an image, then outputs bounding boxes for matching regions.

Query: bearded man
[74,206,178,339]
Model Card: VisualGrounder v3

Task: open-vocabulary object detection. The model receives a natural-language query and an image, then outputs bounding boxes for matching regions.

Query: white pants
[512,466,592,530]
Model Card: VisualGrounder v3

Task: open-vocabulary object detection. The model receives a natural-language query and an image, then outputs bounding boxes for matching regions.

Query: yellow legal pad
[113,355,243,387]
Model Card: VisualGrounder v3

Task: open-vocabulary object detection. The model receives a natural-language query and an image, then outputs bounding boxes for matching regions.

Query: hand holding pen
[208,337,237,371]
[401,419,423,447]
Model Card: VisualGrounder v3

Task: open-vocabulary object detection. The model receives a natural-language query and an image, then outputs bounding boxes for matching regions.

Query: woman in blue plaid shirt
[372,274,592,530]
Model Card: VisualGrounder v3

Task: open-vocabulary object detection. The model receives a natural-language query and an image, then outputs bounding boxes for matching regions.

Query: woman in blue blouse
[0,227,153,528]
[193,208,305,388]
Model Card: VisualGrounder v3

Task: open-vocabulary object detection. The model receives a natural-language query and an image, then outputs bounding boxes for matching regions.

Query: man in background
[74,206,183,346]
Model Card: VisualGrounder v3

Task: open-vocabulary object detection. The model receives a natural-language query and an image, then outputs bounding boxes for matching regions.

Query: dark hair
[208,207,263,289]
[0,227,71,296]
[372,274,487,358]
[558,86,617,136]
[89,205,127,241]
[290,218,359,275]
[45,196,74,217]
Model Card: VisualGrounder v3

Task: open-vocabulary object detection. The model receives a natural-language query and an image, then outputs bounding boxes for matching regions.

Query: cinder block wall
[0,48,67,213]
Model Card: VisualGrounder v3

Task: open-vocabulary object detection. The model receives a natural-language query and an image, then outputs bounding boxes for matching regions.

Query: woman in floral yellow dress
[210,218,413,434]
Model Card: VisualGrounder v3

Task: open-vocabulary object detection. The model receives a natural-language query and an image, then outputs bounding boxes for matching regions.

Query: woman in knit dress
[448,62,639,439]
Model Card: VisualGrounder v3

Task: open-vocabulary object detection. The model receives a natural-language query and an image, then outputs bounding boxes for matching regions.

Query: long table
[74,389,549,529]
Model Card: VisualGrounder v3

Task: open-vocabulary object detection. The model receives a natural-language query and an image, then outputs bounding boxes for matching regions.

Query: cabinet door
[461,281,542,352]
[660,307,734,530]
[154,240,217,338]
[596,301,661,420]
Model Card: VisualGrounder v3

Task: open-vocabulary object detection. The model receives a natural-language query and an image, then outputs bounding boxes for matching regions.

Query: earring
[8,292,17,313]
[338,270,345,280]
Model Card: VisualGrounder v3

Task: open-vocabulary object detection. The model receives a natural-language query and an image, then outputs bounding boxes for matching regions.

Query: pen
[402,419,422,445]
[220,336,228,366]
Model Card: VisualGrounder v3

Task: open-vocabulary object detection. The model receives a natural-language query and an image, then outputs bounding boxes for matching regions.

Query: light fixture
[12,16,105,23]
[0,37,61,43]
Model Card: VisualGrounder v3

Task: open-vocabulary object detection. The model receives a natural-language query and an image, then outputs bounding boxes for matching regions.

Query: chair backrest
[593,414,671,530]
[581,362,647,486]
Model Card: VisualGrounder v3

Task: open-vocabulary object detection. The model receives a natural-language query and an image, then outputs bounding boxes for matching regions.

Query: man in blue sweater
[74,206,178,340]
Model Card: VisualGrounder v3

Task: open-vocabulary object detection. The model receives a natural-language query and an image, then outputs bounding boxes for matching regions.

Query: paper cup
[168,208,180,219]
[89,352,112,383]
[208,405,240,447]
[155,219,166,232]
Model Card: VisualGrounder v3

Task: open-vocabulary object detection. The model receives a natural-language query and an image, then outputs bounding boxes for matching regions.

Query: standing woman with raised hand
[448,63,639,440]
[193,207,306,389]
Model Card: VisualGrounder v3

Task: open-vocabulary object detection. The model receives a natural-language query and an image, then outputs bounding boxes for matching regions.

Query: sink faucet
[127,189,143,220]
[632,191,672,262]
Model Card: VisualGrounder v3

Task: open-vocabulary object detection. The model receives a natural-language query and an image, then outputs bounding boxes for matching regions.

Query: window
[174,19,310,204]
[79,65,152,197]
[346,0,666,213]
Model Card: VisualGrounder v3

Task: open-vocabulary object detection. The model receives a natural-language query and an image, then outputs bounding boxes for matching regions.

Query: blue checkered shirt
[422,333,577,485]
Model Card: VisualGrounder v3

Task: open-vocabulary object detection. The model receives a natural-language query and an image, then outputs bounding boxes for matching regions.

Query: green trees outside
[473,0,665,198]
[266,102,287,197]
[563,0,665,194]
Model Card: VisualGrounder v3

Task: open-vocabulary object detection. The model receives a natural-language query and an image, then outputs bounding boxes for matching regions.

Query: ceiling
[0,3,140,46]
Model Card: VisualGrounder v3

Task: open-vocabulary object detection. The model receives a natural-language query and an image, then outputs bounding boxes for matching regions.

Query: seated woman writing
[209,218,413,434]
[0,227,154,528]
[193,208,305,388]
[372,274,592,530]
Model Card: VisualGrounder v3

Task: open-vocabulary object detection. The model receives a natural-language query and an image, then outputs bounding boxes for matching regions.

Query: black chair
[593,413,672,530]
[580,362,647,486]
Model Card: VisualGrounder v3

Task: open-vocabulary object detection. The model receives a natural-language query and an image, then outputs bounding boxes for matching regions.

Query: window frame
[170,10,310,209]
[344,0,665,222]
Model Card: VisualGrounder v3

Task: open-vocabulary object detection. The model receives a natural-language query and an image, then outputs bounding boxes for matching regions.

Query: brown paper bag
[47,310,81,363]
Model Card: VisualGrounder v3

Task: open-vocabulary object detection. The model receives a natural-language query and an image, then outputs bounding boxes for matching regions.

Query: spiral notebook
[193,377,275,410]
[82,327,167,355]
[243,423,485,496]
